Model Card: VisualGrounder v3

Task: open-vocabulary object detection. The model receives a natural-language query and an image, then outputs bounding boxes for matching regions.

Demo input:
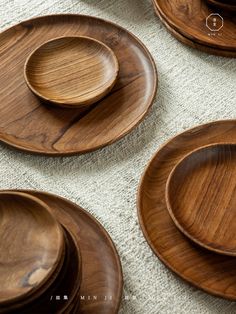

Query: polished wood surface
[206,0,236,11]
[10,190,123,314]
[166,144,236,256]
[0,192,64,306]
[153,2,236,58]
[0,14,157,155]
[138,120,236,300]
[1,227,81,314]
[153,0,236,52]
[24,36,119,108]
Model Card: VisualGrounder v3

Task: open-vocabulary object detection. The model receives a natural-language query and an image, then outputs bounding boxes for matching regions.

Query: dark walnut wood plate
[166,143,236,256]
[153,2,236,58]
[10,190,123,313]
[138,120,236,300]
[153,0,236,56]
[2,226,82,314]
[0,14,157,155]
[0,192,64,307]
[24,36,119,108]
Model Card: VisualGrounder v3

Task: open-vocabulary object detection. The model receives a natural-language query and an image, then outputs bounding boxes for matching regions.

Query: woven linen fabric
[0,0,236,313]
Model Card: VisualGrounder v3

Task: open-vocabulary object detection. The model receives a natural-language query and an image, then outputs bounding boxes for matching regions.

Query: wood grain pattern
[9,190,123,314]
[153,1,236,58]
[206,0,236,12]
[153,2,236,58]
[138,120,236,300]
[166,144,236,256]
[153,0,236,52]
[0,192,64,307]
[1,227,82,314]
[24,36,119,108]
[0,14,157,155]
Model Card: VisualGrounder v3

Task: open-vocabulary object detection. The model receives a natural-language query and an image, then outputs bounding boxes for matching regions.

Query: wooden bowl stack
[0,192,82,313]
[152,0,236,58]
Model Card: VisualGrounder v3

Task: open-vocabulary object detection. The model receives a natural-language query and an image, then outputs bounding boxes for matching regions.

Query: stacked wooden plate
[0,14,157,156]
[152,0,236,57]
[138,120,236,300]
[0,191,123,313]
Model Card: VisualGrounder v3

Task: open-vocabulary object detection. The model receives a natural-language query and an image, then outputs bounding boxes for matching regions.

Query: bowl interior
[24,36,119,107]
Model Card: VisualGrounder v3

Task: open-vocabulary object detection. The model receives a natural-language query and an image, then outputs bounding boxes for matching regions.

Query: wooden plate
[0,192,64,306]
[166,143,236,256]
[206,0,236,12]
[138,120,236,300]
[2,226,81,314]
[153,0,236,52]
[0,14,157,155]
[24,36,119,108]
[153,2,236,58]
[11,190,123,313]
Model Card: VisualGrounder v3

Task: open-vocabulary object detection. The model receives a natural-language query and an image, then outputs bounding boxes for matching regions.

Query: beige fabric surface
[0,0,236,313]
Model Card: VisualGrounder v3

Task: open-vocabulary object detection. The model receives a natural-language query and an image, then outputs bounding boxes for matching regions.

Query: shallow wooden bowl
[166,143,236,256]
[24,36,119,108]
[0,192,64,306]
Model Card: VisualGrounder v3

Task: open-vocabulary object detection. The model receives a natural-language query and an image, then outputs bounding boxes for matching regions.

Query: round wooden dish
[1,226,82,314]
[8,190,123,313]
[0,14,157,155]
[153,0,236,56]
[24,36,119,108]
[138,120,236,300]
[153,1,236,58]
[206,0,236,12]
[166,143,236,256]
[0,192,64,306]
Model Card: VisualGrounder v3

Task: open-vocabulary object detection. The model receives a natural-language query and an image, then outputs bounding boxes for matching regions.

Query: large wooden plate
[153,1,236,58]
[11,190,123,313]
[0,15,157,155]
[138,120,236,300]
[153,0,236,53]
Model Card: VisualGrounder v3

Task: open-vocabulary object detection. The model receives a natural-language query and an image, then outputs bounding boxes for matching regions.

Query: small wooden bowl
[0,192,64,306]
[24,36,119,108]
[166,143,236,256]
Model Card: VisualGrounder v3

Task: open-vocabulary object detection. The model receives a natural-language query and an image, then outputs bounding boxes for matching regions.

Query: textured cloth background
[0,1,236,313]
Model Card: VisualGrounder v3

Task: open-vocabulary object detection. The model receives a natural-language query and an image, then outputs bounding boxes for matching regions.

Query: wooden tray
[153,0,236,54]
[12,190,123,313]
[166,144,236,256]
[0,15,157,155]
[153,2,236,58]
[138,120,236,300]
